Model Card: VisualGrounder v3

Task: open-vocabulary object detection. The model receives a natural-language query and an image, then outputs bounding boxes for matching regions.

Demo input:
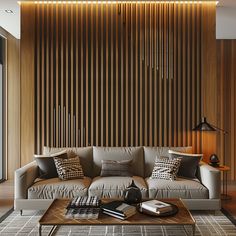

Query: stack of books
[101,201,137,220]
[65,196,100,219]
[140,200,172,215]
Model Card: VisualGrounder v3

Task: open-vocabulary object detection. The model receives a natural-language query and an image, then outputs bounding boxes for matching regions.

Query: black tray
[138,202,178,217]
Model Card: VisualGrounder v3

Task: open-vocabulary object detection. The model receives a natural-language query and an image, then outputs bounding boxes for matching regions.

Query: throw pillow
[54,156,84,180]
[151,156,181,181]
[100,160,133,177]
[35,150,68,179]
[168,150,203,178]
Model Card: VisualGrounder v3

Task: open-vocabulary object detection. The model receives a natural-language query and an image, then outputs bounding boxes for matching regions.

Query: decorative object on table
[67,196,101,209]
[65,196,100,219]
[209,154,220,167]
[100,200,136,220]
[123,180,142,204]
[65,208,100,219]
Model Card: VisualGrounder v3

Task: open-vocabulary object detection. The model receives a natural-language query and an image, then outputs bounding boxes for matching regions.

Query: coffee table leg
[183,225,195,236]
[48,225,57,236]
[38,225,42,236]
[192,224,195,236]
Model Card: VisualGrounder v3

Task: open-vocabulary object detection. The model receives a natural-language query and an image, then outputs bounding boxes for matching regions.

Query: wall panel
[217,40,236,180]
[20,2,216,160]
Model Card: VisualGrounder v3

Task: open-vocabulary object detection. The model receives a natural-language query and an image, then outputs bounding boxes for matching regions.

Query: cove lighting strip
[18,1,219,5]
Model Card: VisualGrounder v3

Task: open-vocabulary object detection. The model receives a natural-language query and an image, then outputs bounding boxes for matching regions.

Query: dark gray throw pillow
[100,160,133,177]
[35,151,68,179]
[168,150,203,179]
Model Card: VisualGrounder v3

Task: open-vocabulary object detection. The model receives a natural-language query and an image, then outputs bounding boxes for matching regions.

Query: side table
[214,165,231,200]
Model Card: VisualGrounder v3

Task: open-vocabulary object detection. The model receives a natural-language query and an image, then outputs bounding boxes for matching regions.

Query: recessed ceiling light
[5,10,13,13]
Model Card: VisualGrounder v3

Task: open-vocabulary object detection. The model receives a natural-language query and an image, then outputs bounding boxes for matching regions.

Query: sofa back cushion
[143,146,192,178]
[93,147,144,177]
[43,147,93,177]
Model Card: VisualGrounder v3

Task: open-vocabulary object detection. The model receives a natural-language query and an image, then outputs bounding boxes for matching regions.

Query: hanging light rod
[18,1,219,5]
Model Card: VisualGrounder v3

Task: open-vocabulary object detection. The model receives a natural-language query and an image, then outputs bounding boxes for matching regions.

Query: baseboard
[0,207,13,223]
[221,208,236,226]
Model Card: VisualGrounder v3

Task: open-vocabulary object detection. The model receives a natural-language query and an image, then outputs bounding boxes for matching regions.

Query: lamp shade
[192,117,216,132]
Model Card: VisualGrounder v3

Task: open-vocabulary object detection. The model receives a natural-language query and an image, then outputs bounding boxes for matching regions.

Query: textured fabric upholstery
[146,177,209,199]
[198,162,221,199]
[15,161,39,199]
[43,147,93,177]
[143,146,193,178]
[93,147,144,177]
[28,177,91,199]
[89,176,148,198]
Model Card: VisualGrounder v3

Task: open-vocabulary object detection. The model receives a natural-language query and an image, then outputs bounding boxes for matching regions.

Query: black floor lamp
[192,117,228,166]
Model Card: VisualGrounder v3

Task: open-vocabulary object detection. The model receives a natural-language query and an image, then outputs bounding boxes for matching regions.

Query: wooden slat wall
[20,5,35,165]
[0,27,20,179]
[20,2,217,158]
[217,40,236,180]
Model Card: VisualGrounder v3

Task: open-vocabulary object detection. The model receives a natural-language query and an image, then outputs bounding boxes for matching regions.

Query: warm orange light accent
[17,1,219,5]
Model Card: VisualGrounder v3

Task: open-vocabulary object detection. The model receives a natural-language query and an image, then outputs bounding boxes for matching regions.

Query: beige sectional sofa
[14,146,221,212]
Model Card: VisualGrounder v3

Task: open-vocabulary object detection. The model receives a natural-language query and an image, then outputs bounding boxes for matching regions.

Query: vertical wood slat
[106,3,109,146]
[41,5,45,150]
[30,2,216,157]
[55,4,59,147]
[46,4,49,147]
[100,3,104,146]
[50,4,54,147]
[85,3,88,146]
[70,4,74,147]
[75,4,79,147]
[36,4,40,153]
[217,40,236,180]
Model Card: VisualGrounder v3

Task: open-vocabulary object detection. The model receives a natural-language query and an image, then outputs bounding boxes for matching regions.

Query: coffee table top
[39,198,195,226]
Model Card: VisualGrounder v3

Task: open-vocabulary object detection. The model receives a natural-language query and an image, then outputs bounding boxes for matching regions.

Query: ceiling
[0,0,235,39]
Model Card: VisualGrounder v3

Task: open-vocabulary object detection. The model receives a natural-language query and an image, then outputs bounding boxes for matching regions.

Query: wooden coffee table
[38,198,196,236]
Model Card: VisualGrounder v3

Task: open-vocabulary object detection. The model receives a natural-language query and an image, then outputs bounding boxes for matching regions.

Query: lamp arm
[210,124,228,135]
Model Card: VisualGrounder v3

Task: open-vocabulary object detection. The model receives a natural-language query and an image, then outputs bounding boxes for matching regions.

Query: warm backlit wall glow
[18,1,219,5]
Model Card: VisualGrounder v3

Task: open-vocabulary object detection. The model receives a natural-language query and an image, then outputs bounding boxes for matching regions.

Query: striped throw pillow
[151,156,181,181]
[100,160,132,177]
[54,156,84,180]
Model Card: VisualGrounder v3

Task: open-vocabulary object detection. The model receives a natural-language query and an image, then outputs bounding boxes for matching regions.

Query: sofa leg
[20,210,23,216]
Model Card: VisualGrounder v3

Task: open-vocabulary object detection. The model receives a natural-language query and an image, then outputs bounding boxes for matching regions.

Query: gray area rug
[0,210,236,236]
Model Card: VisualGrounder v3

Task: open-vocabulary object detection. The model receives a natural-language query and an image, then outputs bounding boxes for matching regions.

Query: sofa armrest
[14,161,39,199]
[199,162,221,199]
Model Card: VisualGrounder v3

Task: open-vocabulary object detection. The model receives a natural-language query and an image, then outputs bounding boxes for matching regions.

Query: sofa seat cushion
[146,177,209,199]
[89,176,148,198]
[28,177,91,199]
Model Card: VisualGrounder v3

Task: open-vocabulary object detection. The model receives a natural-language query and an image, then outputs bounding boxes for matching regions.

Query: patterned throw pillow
[100,160,133,177]
[151,156,181,181]
[54,156,84,180]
